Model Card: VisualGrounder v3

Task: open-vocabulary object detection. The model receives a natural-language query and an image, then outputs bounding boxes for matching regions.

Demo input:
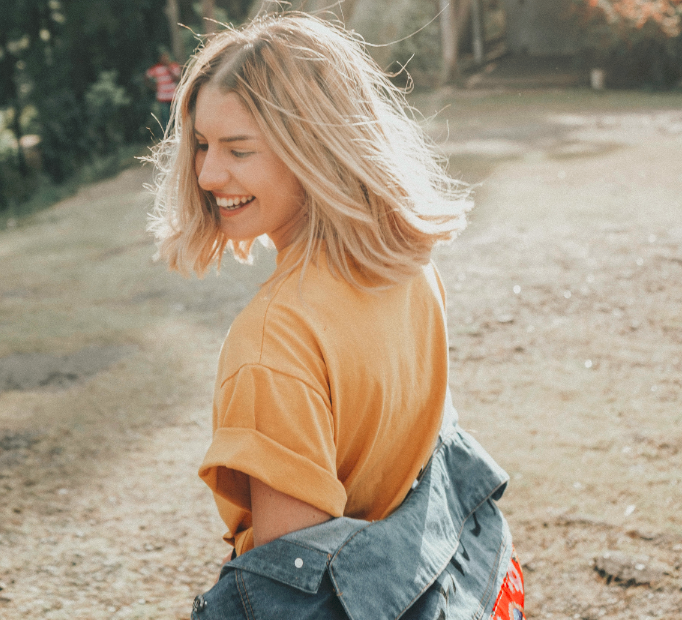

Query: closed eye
[196,142,208,152]
[232,150,253,158]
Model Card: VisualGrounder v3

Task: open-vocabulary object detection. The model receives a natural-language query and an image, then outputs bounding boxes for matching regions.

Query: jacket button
[192,594,208,613]
[295,558,304,568]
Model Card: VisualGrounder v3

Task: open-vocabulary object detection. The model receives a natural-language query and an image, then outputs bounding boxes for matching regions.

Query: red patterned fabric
[145,62,181,102]
[490,548,526,620]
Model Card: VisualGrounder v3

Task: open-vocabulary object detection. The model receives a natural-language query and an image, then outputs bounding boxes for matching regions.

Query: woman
[149,13,525,620]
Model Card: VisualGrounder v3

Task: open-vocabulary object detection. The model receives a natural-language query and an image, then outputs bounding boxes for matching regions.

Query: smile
[215,195,255,210]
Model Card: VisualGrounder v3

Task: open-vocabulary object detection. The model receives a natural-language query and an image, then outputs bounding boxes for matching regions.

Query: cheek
[272,162,304,205]
[285,176,305,209]
[194,151,205,180]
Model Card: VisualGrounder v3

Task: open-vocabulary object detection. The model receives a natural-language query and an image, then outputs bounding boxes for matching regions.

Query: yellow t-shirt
[199,247,449,555]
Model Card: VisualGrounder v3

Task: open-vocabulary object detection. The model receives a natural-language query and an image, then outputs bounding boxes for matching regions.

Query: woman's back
[200,245,449,553]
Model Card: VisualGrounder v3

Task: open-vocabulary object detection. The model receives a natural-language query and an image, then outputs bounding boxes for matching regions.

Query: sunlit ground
[1,88,681,618]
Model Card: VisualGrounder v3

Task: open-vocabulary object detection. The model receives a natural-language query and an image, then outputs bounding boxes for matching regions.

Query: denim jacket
[192,401,511,620]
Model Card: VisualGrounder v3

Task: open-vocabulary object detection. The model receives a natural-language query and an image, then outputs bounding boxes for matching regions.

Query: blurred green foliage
[0,0,255,216]
[85,70,132,156]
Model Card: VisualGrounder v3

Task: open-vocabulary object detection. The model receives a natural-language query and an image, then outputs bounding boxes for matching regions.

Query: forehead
[193,85,260,137]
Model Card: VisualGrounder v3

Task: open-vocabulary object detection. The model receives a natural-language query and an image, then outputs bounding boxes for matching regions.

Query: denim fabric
[191,418,511,620]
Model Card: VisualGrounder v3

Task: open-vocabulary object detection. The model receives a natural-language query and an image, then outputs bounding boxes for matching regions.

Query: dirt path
[1,90,681,619]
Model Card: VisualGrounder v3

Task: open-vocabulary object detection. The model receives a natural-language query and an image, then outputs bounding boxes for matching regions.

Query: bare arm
[250,476,332,548]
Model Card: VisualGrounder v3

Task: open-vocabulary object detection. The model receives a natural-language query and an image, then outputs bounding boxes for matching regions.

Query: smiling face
[193,85,306,251]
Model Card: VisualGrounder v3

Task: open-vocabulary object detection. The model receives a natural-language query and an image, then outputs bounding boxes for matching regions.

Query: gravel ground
[1,89,681,619]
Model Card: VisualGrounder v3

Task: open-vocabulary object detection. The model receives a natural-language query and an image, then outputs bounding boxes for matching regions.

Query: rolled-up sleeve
[199,364,347,530]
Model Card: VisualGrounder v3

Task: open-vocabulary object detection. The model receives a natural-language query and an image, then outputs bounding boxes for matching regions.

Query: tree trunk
[0,168,6,210]
[11,103,28,178]
[165,0,185,62]
[201,0,216,34]
[471,0,484,65]
[339,0,360,22]
[439,0,472,84]
[249,0,359,22]
[439,0,458,83]
[249,0,273,20]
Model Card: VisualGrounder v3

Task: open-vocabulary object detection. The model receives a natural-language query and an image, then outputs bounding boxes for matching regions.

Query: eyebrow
[194,129,257,143]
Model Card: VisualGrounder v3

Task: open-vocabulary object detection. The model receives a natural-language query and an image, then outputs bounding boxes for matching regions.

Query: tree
[202,0,217,33]
[0,0,41,180]
[574,0,682,87]
[166,0,186,61]
[584,0,682,36]
[0,0,173,193]
[439,0,472,82]
[248,0,358,21]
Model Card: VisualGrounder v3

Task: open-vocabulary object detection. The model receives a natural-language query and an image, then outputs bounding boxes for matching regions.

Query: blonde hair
[148,12,470,287]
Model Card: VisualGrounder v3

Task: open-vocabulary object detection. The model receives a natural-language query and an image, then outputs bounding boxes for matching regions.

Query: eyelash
[195,144,252,159]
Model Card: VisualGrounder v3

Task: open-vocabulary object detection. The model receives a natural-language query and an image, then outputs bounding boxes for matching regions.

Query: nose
[196,149,231,192]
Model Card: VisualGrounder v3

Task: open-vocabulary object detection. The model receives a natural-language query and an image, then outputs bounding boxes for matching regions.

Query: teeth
[215,196,253,210]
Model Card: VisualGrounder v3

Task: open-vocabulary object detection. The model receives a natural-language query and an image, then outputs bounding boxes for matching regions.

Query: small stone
[626,529,657,541]
[594,551,667,586]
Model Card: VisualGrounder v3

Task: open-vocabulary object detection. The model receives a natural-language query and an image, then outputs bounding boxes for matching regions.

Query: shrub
[572,0,682,89]
[84,70,131,156]
[37,89,88,183]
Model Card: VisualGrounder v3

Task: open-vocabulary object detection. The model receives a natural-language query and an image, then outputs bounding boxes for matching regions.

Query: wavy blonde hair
[148,12,470,287]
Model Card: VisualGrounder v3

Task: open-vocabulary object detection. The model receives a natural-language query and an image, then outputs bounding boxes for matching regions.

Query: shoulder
[424,261,447,310]
[217,265,329,387]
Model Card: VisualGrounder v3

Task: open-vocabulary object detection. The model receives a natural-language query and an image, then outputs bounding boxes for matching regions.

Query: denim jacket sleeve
[191,418,512,620]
